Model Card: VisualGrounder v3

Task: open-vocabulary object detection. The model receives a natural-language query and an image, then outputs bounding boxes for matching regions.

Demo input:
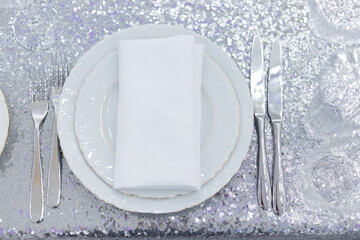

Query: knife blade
[251,36,266,117]
[268,40,283,122]
[251,36,271,210]
[268,40,285,215]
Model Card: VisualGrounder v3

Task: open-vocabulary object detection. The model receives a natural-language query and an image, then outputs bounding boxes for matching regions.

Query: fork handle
[255,116,271,210]
[272,122,285,215]
[30,127,44,223]
[48,117,61,207]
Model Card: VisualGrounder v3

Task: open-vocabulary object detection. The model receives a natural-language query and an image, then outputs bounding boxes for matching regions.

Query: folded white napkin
[113,35,203,190]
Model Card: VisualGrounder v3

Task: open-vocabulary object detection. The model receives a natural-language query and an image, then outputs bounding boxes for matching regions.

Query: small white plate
[0,89,9,156]
[58,24,253,213]
[74,49,240,198]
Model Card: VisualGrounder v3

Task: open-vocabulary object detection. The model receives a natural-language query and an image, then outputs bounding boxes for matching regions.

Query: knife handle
[272,122,285,215]
[255,116,271,210]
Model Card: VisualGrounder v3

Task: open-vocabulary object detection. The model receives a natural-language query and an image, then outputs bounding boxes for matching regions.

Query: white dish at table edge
[57,24,253,213]
[74,48,240,199]
[0,89,9,157]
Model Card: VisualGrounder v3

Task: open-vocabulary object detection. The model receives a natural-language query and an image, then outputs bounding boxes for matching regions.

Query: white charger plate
[58,24,253,213]
[74,49,240,199]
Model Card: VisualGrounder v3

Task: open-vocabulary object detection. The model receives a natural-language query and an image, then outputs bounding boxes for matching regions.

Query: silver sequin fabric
[0,0,359,238]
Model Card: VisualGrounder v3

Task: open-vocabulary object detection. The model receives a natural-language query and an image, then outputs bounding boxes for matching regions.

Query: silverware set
[28,39,283,222]
[251,36,285,215]
[29,54,68,223]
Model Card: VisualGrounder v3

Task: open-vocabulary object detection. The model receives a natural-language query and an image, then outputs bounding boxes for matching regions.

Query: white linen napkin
[113,35,203,190]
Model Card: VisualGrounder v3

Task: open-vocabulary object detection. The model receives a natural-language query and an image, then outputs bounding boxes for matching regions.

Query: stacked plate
[57,24,253,213]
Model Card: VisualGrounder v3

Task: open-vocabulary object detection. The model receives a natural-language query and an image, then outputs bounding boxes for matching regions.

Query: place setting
[22,21,287,219]
[17,22,292,223]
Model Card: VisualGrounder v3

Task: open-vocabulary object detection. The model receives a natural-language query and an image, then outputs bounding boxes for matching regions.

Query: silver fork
[29,66,49,223]
[47,53,68,208]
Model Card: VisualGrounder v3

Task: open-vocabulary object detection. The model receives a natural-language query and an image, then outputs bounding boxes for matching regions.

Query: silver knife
[268,40,285,215]
[251,36,271,210]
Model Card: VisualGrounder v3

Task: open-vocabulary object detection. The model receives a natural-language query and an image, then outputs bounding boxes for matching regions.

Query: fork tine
[38,67,43,101]
[30,66,39,102]
[44,66,50,101]
[58,61,62,88]
[50,52,57,88]
[65,53,70,78]
[55,53,59,88]
[66,64,70,78]
[60,52,65,84]
[61,52,65,66]
[63,52,67,68]
[37,66,44,102]
[41,65,49,101]
[58,53,63,86]
[34,83,39,102]
[51,52,56,87]
[58,52,62,87]
[63,53,69,83]
[59,52,67,86]
[29,67,34,101]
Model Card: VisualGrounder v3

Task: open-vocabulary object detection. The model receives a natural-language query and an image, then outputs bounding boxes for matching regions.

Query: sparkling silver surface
[0,0,358,238]
[302,128,360,216]
[303,46,360,140]
[309,0,360,44]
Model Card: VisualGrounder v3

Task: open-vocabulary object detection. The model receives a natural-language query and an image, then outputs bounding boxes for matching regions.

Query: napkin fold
[113,35,203,190]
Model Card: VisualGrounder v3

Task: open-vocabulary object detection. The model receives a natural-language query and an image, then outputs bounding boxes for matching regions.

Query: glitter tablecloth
[0,0,359,238]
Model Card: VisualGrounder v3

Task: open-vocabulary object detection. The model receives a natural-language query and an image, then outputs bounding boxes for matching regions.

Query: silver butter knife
[251,36,271,210]
[268,40,285,215]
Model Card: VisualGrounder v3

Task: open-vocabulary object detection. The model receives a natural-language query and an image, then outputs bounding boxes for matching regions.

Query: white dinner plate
[74,49,240,199]
[58,24,253,213]
[0,89,9,156]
